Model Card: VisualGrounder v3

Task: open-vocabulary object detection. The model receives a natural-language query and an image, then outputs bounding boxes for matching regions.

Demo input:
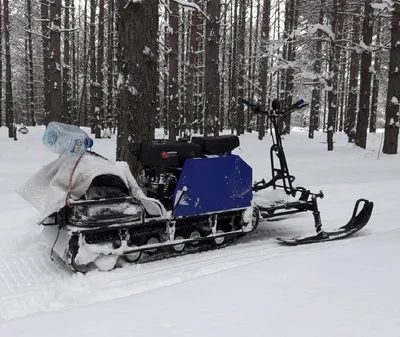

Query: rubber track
[127,233,244,266]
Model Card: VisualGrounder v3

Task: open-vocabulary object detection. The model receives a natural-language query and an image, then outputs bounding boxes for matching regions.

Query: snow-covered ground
[0,126,399,336]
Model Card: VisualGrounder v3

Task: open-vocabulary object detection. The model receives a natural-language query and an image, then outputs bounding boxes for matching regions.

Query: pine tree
[116,0,159,175]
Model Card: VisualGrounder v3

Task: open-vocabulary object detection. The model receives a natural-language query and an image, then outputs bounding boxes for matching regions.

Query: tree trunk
[27,0,35,126]
[337,46,346,131]
[4,0,13,137]
[63,0,71,123]
[308,4,324,139]
[259,0,271,141]
[83,0,88,126]
[382,2,400,154]
[370,16,381,133]
[71,1,78,124]
[355,0,373,149]
[25,34,29,124]
[187,4,199,132]
[168,0,179,140]
[252,0,260,106]
[90,0,97,132]
[116,0,158,175]
[106,0,115,132]
[179,8,186,136]
[204,0,220,136]
[49,0,62,122]
[94,0,105,138]
[0,0,2,127]
[326,0,339,151]
[41,0,51,125]
[246,0,253,132]
[235,0,246,135]
[230,0,238,133]
[346,6,360,142]
[162,3,169,134]
[282,0,297,135]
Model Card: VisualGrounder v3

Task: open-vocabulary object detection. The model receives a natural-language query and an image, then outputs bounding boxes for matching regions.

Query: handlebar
[241,99,262,112]
[241,98,309,117]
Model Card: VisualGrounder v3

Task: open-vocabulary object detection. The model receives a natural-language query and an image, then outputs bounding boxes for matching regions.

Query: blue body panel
[173,154,253,218]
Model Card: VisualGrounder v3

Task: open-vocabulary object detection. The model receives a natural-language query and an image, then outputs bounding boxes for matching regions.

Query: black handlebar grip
[291,99,304,109]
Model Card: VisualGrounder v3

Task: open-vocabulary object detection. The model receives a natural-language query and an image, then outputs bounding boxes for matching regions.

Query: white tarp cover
[16,152,167,224]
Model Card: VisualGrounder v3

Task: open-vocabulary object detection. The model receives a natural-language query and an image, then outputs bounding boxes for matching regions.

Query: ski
[276,199,374,245]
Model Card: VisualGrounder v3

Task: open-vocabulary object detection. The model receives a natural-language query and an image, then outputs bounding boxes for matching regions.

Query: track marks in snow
[0,212,389,321]
[0,224,299,320]
[0,222,371,321]
[0,255,69,292]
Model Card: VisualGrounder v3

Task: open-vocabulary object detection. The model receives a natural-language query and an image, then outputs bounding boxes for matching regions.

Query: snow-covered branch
[171,0,209,20]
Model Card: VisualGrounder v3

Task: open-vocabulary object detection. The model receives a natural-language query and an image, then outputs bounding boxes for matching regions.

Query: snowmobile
[17,98,373,273]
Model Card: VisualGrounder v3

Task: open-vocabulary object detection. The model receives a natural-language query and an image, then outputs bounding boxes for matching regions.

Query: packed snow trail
[1,226,399,337]
[0,220,304,319]
[0,126,396,325]
[0,221,378,320]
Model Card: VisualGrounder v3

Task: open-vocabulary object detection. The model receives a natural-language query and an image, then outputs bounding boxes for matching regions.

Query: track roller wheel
[242,207,260,232]
[189,230,201,245]
[172,235,185,253]
[71,252,91,274]
[122,245,142,263]
[146,237,160,254]
[248,208,260,231]
[94,254,118,271]
[214,230,225,245]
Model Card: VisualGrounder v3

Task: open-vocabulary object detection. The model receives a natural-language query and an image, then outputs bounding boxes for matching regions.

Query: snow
[1,126,400,336]
[371,2,392,11]
[307,24,335,41]
[143,46,152,58]
[116,73,124,87]
[173,0,201,11]
[127,86,138,95]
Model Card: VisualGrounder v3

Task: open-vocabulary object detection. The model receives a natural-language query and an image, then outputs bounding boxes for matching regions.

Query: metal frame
[244,99,325,233]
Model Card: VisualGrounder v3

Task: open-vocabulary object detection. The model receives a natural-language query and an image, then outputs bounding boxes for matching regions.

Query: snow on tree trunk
[235,0,246,135]
[79,0,89,126]
[71,1,78,125]
[168,0,179,140]
[41,0,51,125]
[89,0,97,133]
[259,0,271,141]
[0,0,3,127]
[27,0,35,126]
[49,0,63,122]
[4,0,13,137]
[106,0,115,132]
[230,0,238,133]
[116,0,159,175]
[355,0,374,149]
[204,0,220,136]
[308,4,324,139]
[326,0,339,151]
[370,16,381,134]
[382,2,400,154]
[346,5,360,143]
[282,0,298,135]
[63,0,71,124]
[95,0,105,139]
[186,2,198,133]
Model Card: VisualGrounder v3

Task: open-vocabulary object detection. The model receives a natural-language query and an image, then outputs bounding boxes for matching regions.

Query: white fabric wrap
[16,153,167,224]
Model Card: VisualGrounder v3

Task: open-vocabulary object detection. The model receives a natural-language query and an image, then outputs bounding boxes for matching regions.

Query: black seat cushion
[131,140,203,166]
[191,135,240,155]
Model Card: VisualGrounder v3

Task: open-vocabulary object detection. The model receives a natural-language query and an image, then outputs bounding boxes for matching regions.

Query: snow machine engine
[131,136,241,211]
[132,139,202,208]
